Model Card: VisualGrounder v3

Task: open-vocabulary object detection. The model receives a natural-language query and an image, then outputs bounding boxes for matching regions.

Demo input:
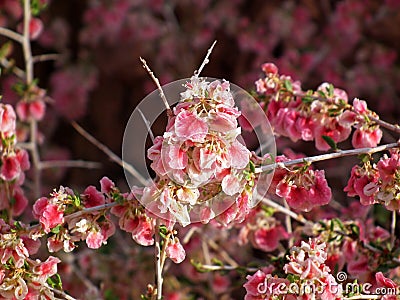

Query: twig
[343,296,380,300]
[45,284,77,300]
[71,121,148,186]
[32,53,60,63]
[260,197,308,225]
[0,58,25,78]
[194,40,217,77]
[39,160,102,170]
[0,27,24,43]
[391,211,396,250]
[207,239,239,268]
[155,219,163,300]
[258,142,400,173]
[370,116,400,134]
[139,57,171,113]
[283,199,293,248]
[21,0,42,198]
[198,264,259,273]
[138,108,155,142]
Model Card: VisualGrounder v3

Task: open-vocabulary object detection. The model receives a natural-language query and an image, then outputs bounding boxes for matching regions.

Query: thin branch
[198,264,259,273]
[155,219,163,300]
[71,121,149,186]
[38,160,102,170]
[370,116,400,134]
[260,197,308,225]
[283,199,293,248]
[194,40,217,77]
[391,211,396,250]
[138,108,155,142]
[45,284,77,300]
[139,57,171,113]
[0,58,25,78]
[258,142,400,173]
[32,53,60,64]
[0,27,24,43]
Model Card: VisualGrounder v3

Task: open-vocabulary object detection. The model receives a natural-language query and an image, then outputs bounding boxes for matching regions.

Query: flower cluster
[238,207,288,252]
[0,104,30,218]
[345,149,400,210]
[32,182,116,251]
[270,155,332,212]
[0,219,62,300]
[254,63,382,151]
[145,76,256,226]
[244,239,342,300]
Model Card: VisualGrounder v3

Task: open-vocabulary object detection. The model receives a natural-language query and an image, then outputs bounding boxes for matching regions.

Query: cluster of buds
[254,63,382,151]
[345,149,400,210]
[145,76,257,226]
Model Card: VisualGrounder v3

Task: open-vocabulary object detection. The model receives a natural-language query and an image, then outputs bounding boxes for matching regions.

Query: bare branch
[258,142,400,173]
[194,40,217,77]
[139,57,171,113]
[71,121,149,186]
[0,27,23,43]
[39,160,102,170]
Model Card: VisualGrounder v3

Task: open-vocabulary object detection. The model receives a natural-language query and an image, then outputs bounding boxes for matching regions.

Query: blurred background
[1,0,400,194]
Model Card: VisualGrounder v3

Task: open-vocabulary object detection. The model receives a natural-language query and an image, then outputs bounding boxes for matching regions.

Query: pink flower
[243,270,266,297]
[344,165,378,205]
[34,256,61,282]
[352,127,382,148]
[29,100,46,120]
[86,230,105,249]
[174,110,208,142]
[166,239,186,264]
[82,186,105,208]
[251,226,288,252]
[0,155,21,181]
[132,216,154,246]
[261,63,279,75]
[100,176,115,194]
[0,104,16,133]
[228,140,250,169]
[33,198,64,233]
[221,174,242,196]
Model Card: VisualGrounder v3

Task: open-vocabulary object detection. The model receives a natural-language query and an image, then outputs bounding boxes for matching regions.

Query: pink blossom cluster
[244,239,342,300]
[32,181,116,251]
[0,104,30,217]
[145,76,255,226]
[345,149,400,210]
[270,155,332,212]
[308,217,391,283]
[0,219,62,300]
[254,63,382,151]
[238,207,288,252]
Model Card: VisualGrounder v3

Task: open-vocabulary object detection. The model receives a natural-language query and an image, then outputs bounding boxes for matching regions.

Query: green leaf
[47,274,62,289]
[249,161,255,173]
[51,225,62,234]
[301,95,314,103]
[327,83,334,97]
[283,79,293,92]
[322,135,338,151]
[358,153,371,164]
[0,42,12,59]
